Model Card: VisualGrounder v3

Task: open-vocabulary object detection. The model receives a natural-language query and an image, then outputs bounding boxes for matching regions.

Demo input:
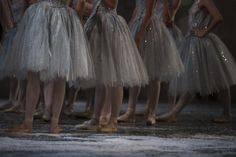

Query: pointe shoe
[213,115,232,123]
[98,120,117,133]
[146,113,156,126]
[118,112,135,123]
[74,119,99,131]
[6,123,32,133]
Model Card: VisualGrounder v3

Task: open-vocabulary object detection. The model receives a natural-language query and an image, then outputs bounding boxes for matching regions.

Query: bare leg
[168,94,177,111]
[99,86,123,133]
[42,81,54,121]
[50,78,65,133]
[64,87,79,116]
[118,86,140,122]
[4,78,21,112]
[157,93,194,122]
[146,79,161,125]
[75,86,106,130]
[85,88,95,115]
[213,89,232,123]
[7,72,40,133]
[100,90,111,126]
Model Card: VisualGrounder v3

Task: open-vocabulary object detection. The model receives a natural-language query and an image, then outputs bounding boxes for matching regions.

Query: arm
[0,0,15,31]
[169,0,181,20]
[128,7,137,25]
[83,1,94,17]
[103,0,118,9]
[21,0,31,14]
[135,0,156,49]
[75,0,86,18]
[202,0,223,34]
[163,0,171,26]
[193,0,223,37]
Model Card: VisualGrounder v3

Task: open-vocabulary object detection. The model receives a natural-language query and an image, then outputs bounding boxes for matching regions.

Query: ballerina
[118,0,184,125]
[4,0,94,133]
[157,0,236,123]
[76,0,148,133]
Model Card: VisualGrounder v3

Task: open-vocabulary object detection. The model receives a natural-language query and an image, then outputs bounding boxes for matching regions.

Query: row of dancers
[0,0,235,134]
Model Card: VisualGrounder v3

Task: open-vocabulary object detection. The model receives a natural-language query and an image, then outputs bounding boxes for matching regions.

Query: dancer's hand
[166,20,174,28]
[191,27,208,37]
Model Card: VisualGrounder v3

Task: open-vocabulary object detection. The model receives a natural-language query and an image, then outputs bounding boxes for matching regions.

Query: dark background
[0,0,236,102]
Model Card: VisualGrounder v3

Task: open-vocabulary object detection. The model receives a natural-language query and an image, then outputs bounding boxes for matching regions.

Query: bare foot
[50,125,63,134]
[118,112,135,123]
[156,112,177,123]
[6,123,32,133]
[146,112,156,126]
[98,120,117,133]
[4,102,22,113]
[74,118,99,131]
[213,114,232,123]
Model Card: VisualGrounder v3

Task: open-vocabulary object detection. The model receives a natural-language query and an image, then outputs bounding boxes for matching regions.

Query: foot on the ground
[156,112,177,123]
[213,114,232,123]
[74,118,99,131]
[98,120,117,133]
[4,102,22,113]
[6,123,32,133]
[0,101,12,110]
[100,116,109,126]
[50,125,63,134]
[118,112,135,123]
[146,112,156,126]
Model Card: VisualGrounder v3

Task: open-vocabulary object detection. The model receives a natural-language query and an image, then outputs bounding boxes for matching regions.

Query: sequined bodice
[97,1,117,14]
[188,0,212,30]
[39,0,68,6]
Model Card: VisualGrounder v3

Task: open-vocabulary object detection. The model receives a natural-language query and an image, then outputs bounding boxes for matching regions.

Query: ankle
[127,108,135,115]
[23,119,33,128]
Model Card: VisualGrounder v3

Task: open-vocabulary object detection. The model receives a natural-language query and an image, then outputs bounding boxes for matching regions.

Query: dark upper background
[0,0,236,101]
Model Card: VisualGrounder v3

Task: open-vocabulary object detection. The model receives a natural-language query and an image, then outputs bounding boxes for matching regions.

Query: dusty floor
[0,100,236,157]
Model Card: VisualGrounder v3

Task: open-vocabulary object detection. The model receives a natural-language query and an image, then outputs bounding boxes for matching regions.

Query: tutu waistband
[36,0,67,8]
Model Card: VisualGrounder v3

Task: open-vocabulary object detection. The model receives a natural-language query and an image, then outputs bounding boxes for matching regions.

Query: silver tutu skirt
[169,33,236,96]
[140,15,184,81]
[88,9,148,87]
[1,1,94,82]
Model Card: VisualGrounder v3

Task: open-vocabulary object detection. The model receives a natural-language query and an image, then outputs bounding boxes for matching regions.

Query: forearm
[205,16,222,34]
[104,0,117,9]
[163,0,171,24]
[76,0,86,18]
[136,0,155,37]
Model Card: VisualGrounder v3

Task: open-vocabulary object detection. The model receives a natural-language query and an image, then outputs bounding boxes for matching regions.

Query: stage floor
[0,100,236,157]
